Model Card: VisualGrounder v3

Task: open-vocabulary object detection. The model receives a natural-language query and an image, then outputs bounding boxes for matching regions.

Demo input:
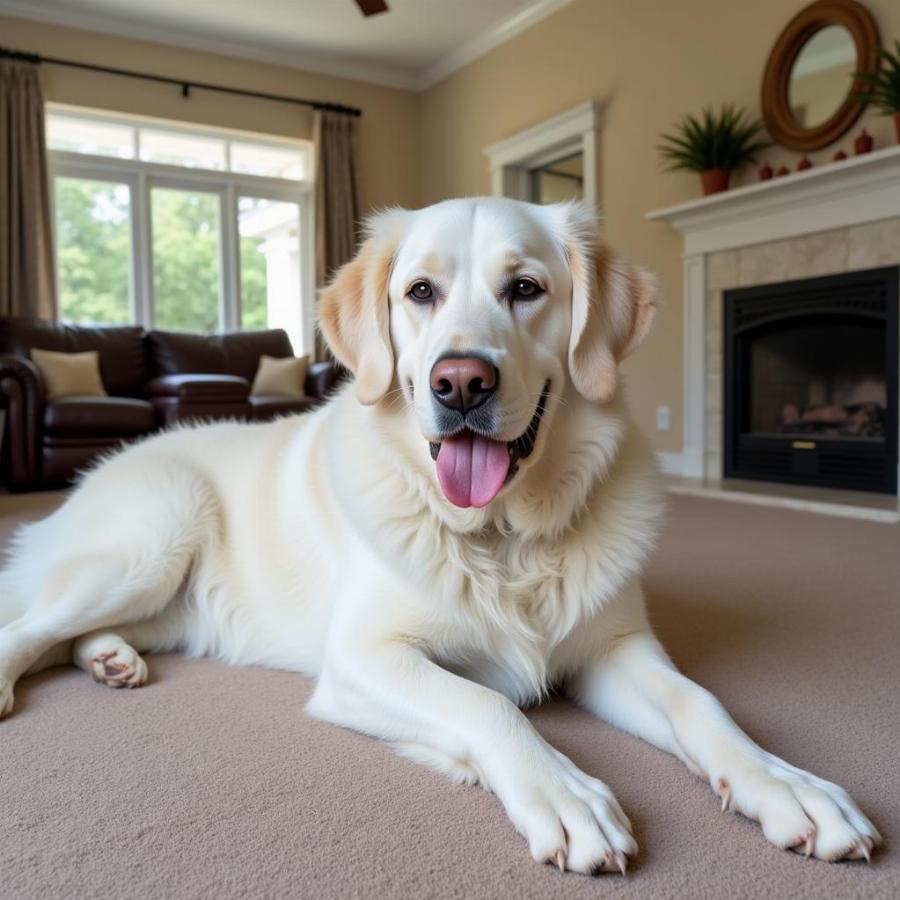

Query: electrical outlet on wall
[656,405,670,431]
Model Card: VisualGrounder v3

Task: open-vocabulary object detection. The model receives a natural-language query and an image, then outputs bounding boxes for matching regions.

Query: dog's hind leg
[0,460,218,718]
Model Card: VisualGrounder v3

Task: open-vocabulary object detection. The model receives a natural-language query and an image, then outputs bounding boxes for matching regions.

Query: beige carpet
[0,491,896,899]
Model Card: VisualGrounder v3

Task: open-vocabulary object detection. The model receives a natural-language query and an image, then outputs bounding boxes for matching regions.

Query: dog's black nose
[430,355,499,413]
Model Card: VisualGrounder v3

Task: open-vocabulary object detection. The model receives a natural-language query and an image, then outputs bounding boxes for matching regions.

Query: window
[139,129,226,170]
[151,187,222,333]
[54,177,132,325]
[238,197,304,345]
[47,106,314,355]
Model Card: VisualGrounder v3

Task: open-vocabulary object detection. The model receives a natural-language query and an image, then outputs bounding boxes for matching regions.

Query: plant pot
[700,168,731,195]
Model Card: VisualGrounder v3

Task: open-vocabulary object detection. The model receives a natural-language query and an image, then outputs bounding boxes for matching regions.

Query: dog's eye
[408,281,434,303]
[511,278,542,301]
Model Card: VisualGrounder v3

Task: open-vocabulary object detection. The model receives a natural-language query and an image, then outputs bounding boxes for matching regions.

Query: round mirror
[788,26,857,128]
[762,0,880,152]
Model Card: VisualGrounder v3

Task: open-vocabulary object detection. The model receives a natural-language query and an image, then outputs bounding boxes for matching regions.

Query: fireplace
[723,267,898,494]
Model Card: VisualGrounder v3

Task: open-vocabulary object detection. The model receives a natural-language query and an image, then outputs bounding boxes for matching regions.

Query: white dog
[0,198,879,873]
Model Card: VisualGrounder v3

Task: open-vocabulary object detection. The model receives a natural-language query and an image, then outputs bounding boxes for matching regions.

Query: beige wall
[7,3,900,455]
[418,0,900,452]
[0,14,421,213]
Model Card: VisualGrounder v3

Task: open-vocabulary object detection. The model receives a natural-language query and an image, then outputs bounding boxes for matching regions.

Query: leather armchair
[247,362,342,421]
[306,361,341,401]
[146,374,251,426]
[0,318,346,490]
[0,354,44,488]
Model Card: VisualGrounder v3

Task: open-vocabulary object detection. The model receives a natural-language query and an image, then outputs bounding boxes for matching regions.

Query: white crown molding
[646,144,900,256]
[0,0,420,91]
[416,0,576,90]
[0,0,577,95]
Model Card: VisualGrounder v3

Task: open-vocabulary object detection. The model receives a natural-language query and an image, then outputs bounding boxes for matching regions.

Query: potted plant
[657,105,771,195]
[854,40,900,143]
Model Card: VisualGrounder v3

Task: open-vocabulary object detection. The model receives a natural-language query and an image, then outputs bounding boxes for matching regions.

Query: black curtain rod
[0,46,362,117]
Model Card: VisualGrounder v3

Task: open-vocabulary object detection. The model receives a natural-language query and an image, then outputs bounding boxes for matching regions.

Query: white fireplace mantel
[647,144,900,256]
[646,144,900,482]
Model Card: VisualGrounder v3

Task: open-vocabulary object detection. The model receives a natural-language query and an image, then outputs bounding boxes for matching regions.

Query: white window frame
[47,105,316,356]
[483,100,603,209]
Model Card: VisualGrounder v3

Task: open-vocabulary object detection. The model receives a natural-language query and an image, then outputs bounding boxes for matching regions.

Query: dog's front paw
[715,754,881,862]
[488,742,636,875]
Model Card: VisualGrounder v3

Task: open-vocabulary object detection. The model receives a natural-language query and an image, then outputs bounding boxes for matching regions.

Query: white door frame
[483,100,603,207]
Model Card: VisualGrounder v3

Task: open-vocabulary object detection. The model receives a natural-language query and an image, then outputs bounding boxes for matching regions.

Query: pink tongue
[436,432,510,508]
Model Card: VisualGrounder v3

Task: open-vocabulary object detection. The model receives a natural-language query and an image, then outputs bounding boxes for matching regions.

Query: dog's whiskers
[544,388,569,409]
[382,386,412,403]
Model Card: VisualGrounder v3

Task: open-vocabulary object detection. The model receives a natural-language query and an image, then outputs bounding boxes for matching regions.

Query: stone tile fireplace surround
[648,145,900,498]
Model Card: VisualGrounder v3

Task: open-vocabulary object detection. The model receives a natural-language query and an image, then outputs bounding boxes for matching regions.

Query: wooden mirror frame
[762,0,880,151]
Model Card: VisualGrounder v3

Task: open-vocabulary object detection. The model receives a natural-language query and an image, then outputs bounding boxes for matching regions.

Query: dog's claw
[554,849,565,872]
[615,853,627,876]
[90,651,114,682]
[803,829,815,859]
[716,777,732,813]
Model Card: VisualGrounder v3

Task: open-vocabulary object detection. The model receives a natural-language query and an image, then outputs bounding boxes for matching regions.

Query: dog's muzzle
[428,381,551,509]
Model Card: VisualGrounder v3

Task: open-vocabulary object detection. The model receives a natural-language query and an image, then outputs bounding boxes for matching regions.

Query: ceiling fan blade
[355,0,389,16]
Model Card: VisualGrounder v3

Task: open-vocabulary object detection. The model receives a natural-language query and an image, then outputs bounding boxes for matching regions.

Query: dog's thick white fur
[0,199,879,873]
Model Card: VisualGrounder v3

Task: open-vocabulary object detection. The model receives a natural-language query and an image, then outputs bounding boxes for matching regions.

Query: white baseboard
[656,450,684,476]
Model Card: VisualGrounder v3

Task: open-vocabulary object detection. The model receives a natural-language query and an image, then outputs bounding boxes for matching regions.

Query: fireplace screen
[748,320,886,440]
[724,267,898,494]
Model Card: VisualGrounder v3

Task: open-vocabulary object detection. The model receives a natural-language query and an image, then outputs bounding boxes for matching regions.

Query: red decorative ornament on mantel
[797,156,813,170]
[833,149,847,161]
[854,130,874,155]
[758,163,774,181]
[776,166,790,177]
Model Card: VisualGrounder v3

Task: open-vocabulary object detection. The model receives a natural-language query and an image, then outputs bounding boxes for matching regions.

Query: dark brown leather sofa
[0,318,341,491]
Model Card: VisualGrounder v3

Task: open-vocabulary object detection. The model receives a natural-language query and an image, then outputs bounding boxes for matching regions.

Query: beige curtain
[314,109,361,284]
[0,59,56,320]
[313,109,361,359]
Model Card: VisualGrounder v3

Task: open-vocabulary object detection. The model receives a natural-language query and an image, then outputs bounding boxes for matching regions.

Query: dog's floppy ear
[318,209,409,405]
[557,203,657,404]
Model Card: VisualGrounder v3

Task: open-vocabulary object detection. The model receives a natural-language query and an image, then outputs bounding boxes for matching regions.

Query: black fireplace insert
[723,266,898,494]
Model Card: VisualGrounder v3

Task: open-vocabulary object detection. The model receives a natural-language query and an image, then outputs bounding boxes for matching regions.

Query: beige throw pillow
[31,349,107,400]
[251,354,309,399]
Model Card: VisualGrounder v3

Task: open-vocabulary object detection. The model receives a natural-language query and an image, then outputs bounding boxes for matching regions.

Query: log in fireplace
[723,267,898,494]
